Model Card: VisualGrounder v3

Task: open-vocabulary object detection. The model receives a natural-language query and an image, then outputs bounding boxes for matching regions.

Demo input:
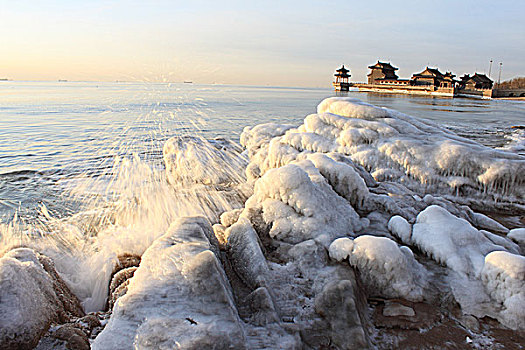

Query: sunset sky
[1,0,523,87]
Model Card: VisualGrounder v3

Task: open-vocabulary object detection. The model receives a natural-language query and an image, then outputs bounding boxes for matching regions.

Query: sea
[1,81,524,224]
[1,80,525,312]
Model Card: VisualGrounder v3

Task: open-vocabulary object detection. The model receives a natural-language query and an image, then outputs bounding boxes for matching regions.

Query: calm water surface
[1,81,524,221]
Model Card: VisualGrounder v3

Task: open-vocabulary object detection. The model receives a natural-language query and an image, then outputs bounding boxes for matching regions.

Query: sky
[1,0,524,87]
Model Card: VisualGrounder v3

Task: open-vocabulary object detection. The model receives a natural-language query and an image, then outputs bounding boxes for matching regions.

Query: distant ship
[58,79,68,82]
[183,81,193,84]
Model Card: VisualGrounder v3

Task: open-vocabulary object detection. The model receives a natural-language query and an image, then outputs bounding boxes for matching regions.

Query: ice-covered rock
[242,97,525,204]
[92,217,246,349]
[241,161,366,245]
[225,217,269,289]
[387,215,412,243]
[329,236,427,301]
[508,228,525,245]
[0,248,84,349]
[481,251,525,329]
[314,280,370,349]
[409,205,505,276]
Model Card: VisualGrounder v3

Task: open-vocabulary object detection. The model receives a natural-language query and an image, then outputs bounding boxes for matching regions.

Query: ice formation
[92,217,246,349]
[508,227,525,245]
[242,97,525,204]
[0,248,83,349]
[482,251,525,329]
[329,236,427,301]
[240,160,367,245]
[3,96,524,348]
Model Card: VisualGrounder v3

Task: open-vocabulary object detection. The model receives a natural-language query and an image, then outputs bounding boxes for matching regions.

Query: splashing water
[1,82,524,313]
[0,83,259,311]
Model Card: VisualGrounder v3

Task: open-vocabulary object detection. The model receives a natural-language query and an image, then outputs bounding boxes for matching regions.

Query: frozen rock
[225,217,269,289]
[241,162,365,245]
[92,217,246,349]
[243,287,279,326]
[481,230,520,255]
[410,205,505,276]
[0,248,84,349]
[314,280,370,349]
[329,235,427,301]
[508,228,525,245]
[388,215,412,243]
[241,97,525,204]
[328,237,354,262]
[469,212,509,234]
[220,208,243,227]
[481,251,525,329]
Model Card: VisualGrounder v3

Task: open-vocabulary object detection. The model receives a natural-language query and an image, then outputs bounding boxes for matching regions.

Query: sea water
[1,81,524,311]
[1,81,523,222]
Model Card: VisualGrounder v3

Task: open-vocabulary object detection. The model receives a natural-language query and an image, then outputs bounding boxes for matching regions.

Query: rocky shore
[1,97,524,349]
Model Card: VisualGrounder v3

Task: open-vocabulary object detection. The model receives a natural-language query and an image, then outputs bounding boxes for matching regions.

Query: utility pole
[488,60,493,77]
[498,62,502,85]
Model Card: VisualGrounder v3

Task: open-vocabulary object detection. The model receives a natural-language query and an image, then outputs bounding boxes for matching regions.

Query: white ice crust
[329,236,427,301]
[241,159,366,245]
[508,228,525,245]
[92,217,245,350]
[242,97,525,203]
[482,251,525,329]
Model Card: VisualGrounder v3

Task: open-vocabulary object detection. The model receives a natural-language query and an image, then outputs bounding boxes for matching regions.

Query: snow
[482,251,525,329]
[329,235,427,301]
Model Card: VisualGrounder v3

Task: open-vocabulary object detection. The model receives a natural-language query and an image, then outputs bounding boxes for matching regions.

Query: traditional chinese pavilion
[333,65,351,91]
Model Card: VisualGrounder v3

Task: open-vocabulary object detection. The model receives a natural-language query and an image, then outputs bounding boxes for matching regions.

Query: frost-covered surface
[0,248,84,349]
[6,97,525,348]
[242,97,525,203]
[508,227,525,245]
[482,251,525,329]
[240,160,367,245]
[407,205,504,276]
[329,236,427,301]
[92,217,246,349]
[387,205,525,328]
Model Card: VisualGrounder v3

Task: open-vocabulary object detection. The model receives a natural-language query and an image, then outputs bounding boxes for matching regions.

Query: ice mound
[482,251,525,329]
[0,248,84,349]
[242,97,525,203]
[329,236,427,301]
[508,228,525,245]
[92,217,246,349]
[240,160,366,245]
[388,205,525,329]
[163,136,247,186]
[406,205,505,276]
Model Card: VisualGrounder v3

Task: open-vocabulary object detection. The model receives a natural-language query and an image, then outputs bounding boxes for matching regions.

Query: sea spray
[0,137,248,312]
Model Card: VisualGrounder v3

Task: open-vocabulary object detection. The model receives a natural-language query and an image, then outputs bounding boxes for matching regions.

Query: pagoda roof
[368,61,398,70]
[335,65,350,73]
[460,73,493,84]
[472,73,493,83]
[412,67,445,78]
